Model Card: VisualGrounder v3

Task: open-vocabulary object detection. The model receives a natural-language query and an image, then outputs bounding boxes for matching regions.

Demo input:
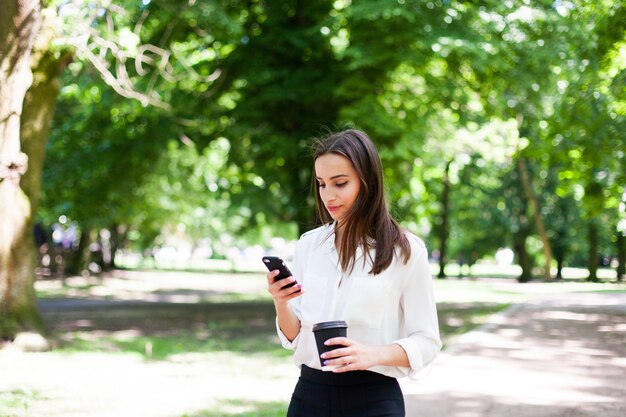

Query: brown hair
[312,129,410,275]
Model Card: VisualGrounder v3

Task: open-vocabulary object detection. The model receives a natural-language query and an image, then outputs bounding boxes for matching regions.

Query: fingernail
[324,341,330,346]
[296,284,302,289]
[323,360,329,366]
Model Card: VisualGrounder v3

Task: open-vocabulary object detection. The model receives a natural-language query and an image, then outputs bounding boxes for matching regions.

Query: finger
[324,337,351,347]
[325,356,353,372]
[320,346,350,360]
[266,270,281,285]
[284,284,303,299]
[269,279,302,302]
[268,276,294,293]
[332,362,354,373]
[273,275,296,287]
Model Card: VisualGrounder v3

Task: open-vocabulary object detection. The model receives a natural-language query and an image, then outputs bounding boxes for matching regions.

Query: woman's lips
[327,205,340,212]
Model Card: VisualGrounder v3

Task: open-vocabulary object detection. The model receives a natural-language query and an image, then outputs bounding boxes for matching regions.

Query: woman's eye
[336,182,347,188]
[318,183,326,189]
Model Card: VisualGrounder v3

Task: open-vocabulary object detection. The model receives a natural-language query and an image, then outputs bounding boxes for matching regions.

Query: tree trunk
[555,255,564,280]
[66,228,90,276]
[513,228,532,283]
[21,22,72,217]
[437,160,451,279]
[0,0,43,339]
[110,226,118,270]
[516,155,553,280]
[617,231,625,282]
[552,240,566,281]
[108,224,127,270]
[587,219,599,282]
[1,3,70,338]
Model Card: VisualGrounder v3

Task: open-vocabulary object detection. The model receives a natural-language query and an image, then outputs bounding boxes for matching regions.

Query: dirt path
[401,291,626,417]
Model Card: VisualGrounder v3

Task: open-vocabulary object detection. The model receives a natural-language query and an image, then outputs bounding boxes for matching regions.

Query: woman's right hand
[266,270,303,306]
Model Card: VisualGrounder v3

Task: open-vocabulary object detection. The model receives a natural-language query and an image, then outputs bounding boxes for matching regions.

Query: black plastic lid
[312,321,348,331]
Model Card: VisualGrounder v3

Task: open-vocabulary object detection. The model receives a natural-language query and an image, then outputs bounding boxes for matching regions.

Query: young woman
[267,129,441,417]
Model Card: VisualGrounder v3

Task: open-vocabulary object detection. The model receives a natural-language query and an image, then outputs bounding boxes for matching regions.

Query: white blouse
[276,223,442,380]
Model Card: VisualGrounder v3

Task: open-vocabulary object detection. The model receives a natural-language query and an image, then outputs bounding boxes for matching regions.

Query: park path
[401,290,626,417]
[1,273,625,417]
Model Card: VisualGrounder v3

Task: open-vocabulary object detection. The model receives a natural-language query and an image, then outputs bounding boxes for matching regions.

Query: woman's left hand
[320,337,382,373]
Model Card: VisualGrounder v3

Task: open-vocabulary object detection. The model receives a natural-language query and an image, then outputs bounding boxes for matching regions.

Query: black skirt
[287,365,405,417]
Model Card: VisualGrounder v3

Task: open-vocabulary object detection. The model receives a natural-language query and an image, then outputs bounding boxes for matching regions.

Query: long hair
[312,129,411,275]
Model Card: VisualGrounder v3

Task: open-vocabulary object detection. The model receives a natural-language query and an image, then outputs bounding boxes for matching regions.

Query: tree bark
[112,225,120,269]
[552,236,566,281]
[617,231,625,282]
[516,155,553,280]
[555,255,564,280]
[66,228,90,276]
[513,228,532,283]
[1,3,70,338]
[0,0,43,339]
[437,160,451,279]
[587,219,599,282]
[107,224,127,270]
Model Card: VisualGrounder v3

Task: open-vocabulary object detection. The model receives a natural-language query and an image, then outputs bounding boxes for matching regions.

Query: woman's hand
[267,270,302,342]
[321,337,409,372]
[266,270,303,306]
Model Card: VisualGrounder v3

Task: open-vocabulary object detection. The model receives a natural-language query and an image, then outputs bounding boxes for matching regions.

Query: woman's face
[315,153,361,223]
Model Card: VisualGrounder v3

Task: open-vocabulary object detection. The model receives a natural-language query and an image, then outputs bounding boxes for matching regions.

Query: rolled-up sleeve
[276,313,301,349]
[394,243,442,380]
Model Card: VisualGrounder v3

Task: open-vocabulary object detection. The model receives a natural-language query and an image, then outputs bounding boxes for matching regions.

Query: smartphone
[262,256,299,289]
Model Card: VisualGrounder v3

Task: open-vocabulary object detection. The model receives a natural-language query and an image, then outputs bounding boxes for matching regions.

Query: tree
[547,1,626,281]
[1,0,237,338]
[0,0,44,338]
[445,122,520,275]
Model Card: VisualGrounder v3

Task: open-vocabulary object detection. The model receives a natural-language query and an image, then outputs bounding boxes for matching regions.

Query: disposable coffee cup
[312,321,348,372]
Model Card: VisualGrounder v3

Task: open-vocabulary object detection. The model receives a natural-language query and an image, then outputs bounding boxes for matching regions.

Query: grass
[41,269,619,361]
[182,400,287,417]
[48,301,511,361]
[0,389,46,416]
[34,273,274,304]
[433,279,528,304]
[438,303,512,347]
[53,325,291,361]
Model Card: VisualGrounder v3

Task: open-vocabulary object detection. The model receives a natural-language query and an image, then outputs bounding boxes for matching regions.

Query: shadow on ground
[403,292,626,417]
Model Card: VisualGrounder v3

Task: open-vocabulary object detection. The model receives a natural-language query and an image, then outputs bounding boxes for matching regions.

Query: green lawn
[0,389,47,417]
[182,400,287,417]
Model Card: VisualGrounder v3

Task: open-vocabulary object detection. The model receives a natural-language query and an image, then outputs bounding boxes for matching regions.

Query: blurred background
[27,0,626,283]
[0,0,625,416]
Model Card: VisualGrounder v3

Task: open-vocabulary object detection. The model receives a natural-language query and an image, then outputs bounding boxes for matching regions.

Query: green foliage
[218,1,343,232]
[39,0,626,274]
[42,78,171,229]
